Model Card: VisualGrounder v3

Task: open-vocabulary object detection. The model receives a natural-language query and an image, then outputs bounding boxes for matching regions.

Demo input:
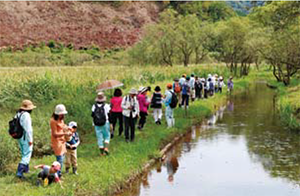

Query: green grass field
[0,64,252,195]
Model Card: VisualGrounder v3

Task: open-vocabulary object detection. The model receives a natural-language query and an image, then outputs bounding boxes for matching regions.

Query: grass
[252,67,300,131]
[0,64,251,195]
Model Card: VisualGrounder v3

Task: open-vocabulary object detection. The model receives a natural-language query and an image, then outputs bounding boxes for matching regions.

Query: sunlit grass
[0,65,249,195]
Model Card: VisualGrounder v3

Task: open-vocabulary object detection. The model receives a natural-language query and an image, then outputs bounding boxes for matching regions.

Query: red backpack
[174,83,181,93]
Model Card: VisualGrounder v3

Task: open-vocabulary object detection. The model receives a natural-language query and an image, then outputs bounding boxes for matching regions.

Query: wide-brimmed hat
[141,87,148,94]
[51,161,61,171]
[154,86,161,92]
[54,104,68,115]
[138,87,144,92]
[20,100,36,110]
[95,92,106,102]
[129,88,138,95]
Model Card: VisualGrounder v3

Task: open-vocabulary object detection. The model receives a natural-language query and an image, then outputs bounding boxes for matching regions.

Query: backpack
[169,91,178,109]
[93,104,106,126]
[181,83,190,95]
[174,83,181,93]
[8,112,25,139]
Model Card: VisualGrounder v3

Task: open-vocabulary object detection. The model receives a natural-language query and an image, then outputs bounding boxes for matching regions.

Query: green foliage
[0,64,250,195]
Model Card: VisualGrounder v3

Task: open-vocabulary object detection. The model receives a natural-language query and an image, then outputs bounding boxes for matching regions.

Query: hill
[0,1,161,50]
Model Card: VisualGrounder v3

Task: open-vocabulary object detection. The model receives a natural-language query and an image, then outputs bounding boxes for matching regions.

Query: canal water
[119,83,300,196]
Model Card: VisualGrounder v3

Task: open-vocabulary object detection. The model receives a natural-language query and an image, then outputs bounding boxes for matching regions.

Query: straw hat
[95,92,106,102]
[54,104,68,115]
[129,88,138,95]
[20,100,36,110]
[51,161,61,171]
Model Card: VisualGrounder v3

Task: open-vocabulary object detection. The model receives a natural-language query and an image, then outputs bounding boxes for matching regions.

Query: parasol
[96,80,124,92]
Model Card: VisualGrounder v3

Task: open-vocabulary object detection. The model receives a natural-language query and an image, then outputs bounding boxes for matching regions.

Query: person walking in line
[218,76,225,93]
[137,87,150,130]
[110,88,123,138]
[208,77,214,96]
[181,76,190,109]
[151,86,163,125]
[173,78,181,107]
[227,76,234,94]
[65,121,80,175]
[189,74,196,102]
[164,83,175,128]
[122,88,139,142]
[15,100,36,179]
[195,76,202,99]
[179,74,186,87]
[92,92,111,156]
[50,104,71,177]
[203,78,208,99]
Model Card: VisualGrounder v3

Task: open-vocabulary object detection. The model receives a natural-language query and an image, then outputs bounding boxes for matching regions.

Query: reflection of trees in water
[246,129,300,185]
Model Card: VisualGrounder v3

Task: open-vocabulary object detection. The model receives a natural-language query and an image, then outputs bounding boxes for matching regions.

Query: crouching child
[65,121,80,175]
[34,161,63,188]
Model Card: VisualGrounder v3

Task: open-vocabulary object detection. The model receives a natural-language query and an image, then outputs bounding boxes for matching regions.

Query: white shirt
[91,103,111,123]
[18,112,33,143]
[121,95,140,118]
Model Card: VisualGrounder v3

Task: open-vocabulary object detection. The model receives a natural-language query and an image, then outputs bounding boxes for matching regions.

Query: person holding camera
[121,88,140,142]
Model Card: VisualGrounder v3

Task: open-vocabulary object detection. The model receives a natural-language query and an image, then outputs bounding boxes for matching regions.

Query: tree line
[128,1,300,85]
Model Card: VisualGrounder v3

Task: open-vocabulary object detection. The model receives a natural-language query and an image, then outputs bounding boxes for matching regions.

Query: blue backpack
[181,83,190,95]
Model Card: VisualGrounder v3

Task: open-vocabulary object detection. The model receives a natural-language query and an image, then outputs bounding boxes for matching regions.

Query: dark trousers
[181,94,189,107]
[138,112,147,129]
[204,89,208,99]
[124,115,136,140]
[111,112,123,135]
[218,87,222,93]
[195,88,202,99]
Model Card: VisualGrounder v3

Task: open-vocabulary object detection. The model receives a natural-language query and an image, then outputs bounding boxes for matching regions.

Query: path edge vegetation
[108,77,251,196]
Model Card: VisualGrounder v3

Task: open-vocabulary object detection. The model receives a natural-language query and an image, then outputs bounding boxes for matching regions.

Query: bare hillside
[0,1,161,49]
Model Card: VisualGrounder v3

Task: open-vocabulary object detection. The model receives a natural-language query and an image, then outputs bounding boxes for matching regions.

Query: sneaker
[65,168,70,174]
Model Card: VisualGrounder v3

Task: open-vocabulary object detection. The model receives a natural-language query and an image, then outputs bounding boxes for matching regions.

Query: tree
[251,1,300,85]
[175,14,200,66]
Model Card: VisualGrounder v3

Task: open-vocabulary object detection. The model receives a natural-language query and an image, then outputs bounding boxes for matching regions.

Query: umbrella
[96,80,123,92]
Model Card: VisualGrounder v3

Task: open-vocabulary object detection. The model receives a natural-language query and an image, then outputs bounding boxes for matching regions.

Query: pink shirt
[110,97,123,113]
[137,94,150,113]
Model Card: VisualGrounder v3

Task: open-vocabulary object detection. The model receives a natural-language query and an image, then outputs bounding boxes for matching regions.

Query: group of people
[13,73,233,187]
[174,73,234,109]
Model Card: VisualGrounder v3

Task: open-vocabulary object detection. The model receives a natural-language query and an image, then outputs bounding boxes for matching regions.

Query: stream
[119,83,300,196]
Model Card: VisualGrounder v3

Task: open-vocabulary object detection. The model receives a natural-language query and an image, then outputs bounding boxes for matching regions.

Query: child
[151,86,163,125]
[34,161,62,187]
[65,121,80,175]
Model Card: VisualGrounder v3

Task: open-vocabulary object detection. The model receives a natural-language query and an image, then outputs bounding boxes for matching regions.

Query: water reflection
[119,84,300,196]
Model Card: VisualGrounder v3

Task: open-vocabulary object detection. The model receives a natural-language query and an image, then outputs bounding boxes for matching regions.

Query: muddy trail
[118,83,300,196]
